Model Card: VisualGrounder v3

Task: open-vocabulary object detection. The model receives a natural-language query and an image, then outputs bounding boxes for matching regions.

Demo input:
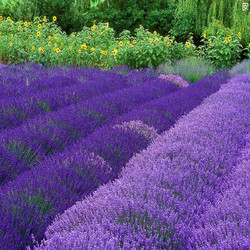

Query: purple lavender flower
[36,74,249,249]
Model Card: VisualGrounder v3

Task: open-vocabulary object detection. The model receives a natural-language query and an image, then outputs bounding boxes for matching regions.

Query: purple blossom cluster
[159,73,190,87]
[35,73,249,249]
[0,76,178,184]
[0,71,231,249]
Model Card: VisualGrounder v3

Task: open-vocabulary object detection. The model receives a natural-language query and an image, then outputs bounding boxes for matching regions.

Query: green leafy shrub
[199,29,243,69]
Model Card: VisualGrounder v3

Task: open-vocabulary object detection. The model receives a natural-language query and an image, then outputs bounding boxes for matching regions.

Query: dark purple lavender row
[0,74,130,131]
[0,63,159,100]
[0,63,102,99]
[0,78,178,184]
[34,74,249,249]
[0,72,230,249]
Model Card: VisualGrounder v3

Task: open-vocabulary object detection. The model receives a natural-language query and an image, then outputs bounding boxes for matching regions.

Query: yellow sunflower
[0,16,3,21]
[186,42,191,47]
[203,33,206,38]
[154,38,158,42]
[48,42,52,46]
[78,50,81,53]
[228,36,232,41]
[149,39,153,43]
[37,31,41,36]
[9,43,13,46]
[167,42,171,47]
[7,17,11,21]
[133,40,136,44]
[29,35,33,39]
[69,46,72,50]
[53,16,57,22]
[56,48,60,53]
[91,47,95,51]
[38,24,42,29]
[153,31,157,35]
[113,49,118,56]
[119,41,123,46]
[238,31,241,37]
[225,37,229,42]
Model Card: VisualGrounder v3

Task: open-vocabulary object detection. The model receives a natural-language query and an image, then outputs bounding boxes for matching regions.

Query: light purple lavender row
[0,72,230,248]
[37,74,249,249]
[0,78,178,184]
[188,132,250,249]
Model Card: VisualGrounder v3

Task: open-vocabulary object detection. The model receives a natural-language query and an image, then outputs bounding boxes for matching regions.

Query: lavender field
[0,62,249,249]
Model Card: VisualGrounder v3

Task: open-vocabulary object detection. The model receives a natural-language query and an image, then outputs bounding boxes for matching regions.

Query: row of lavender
[0,74,179,184]
[36,73,250,249]
[0,63,160,131]
[0,72,231,248]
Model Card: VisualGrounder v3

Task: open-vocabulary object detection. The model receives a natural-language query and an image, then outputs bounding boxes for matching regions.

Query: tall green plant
[199,29,243,69]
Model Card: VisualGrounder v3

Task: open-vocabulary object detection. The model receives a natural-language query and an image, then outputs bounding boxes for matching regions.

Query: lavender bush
[229,59,250,76]
[157,56,216,83]
[158,73,190,87]
[36,74,249,249]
